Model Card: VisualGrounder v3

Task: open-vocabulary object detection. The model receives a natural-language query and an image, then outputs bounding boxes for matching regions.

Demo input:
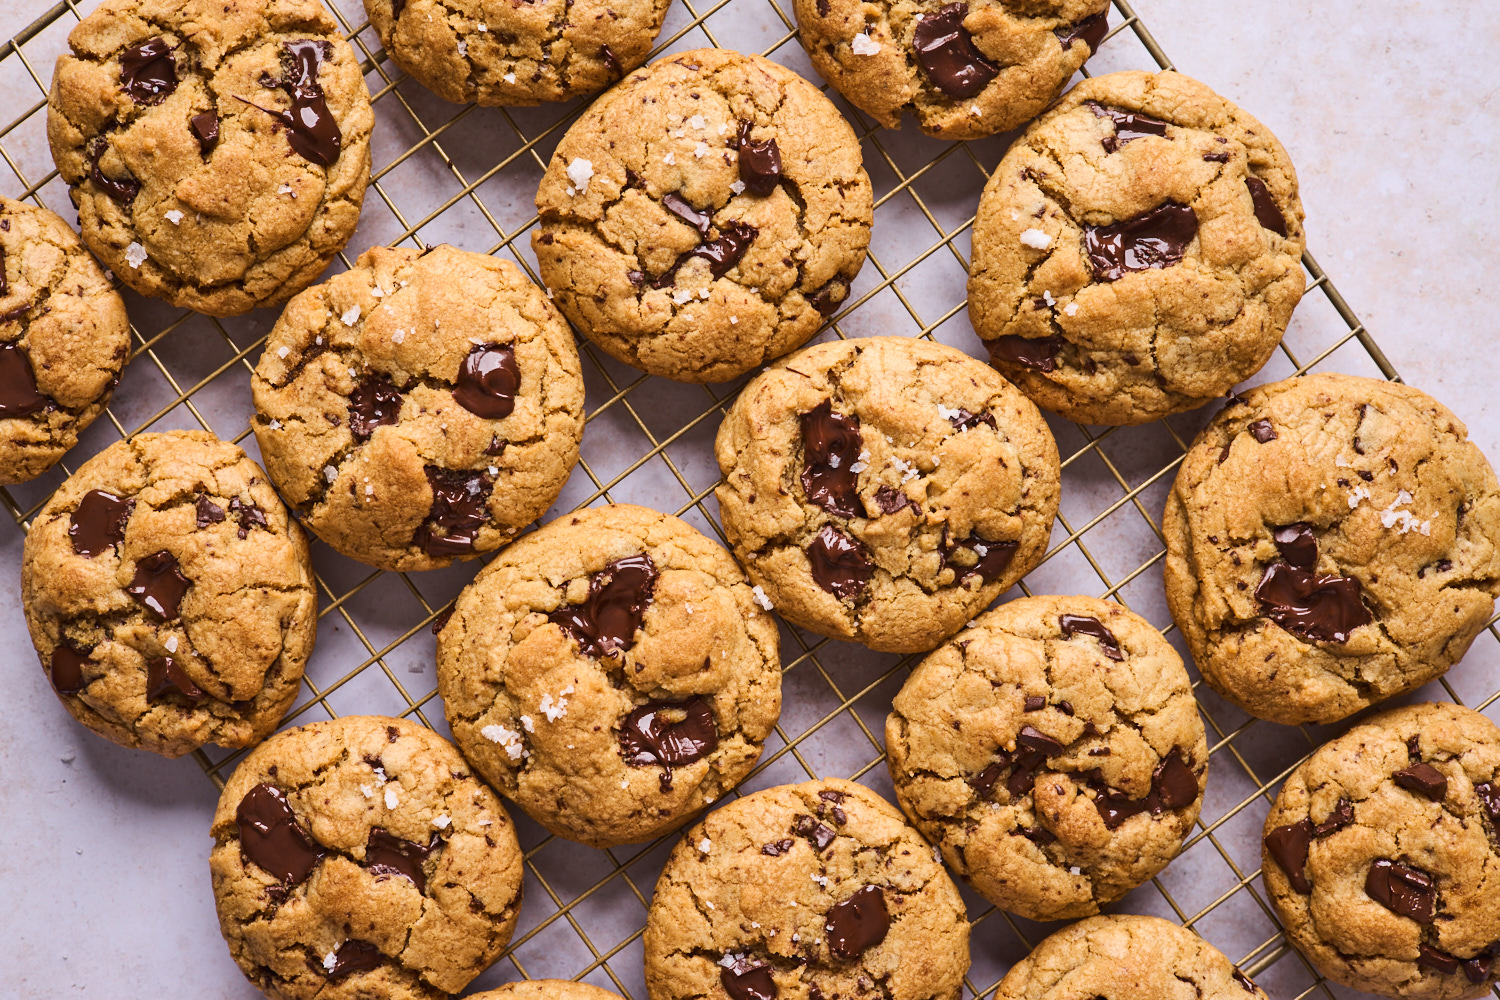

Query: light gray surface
[1,1,1497,998]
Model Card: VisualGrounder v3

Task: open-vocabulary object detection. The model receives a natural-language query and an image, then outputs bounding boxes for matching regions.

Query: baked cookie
[469,983,624,1000]
[436,503,782,848]
[715,336,1060,653]
[20,431,316,757]
[643,779,970,1000]
[532,48,874,383]
[210,715,525,1000]
[1262,702,1500,1000]
[968,70,1306,426]
[794,0,1110,140]
[886,595,1206,920]
[0,197,131,484]
[996,914,1269,1000]
[252,244,584,573]
[46,0,373,317]
[1164,374,1500,726]
[364,0,673,107]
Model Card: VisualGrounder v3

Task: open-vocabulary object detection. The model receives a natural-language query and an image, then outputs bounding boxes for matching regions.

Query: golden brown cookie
[468,983,624,1000]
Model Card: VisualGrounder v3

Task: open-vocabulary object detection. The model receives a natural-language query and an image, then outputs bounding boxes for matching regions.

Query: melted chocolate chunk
[190,111,220,154]
[793,813,838,852]
[1016,724,1064,756]
[1312,798,1354,837]
[1365,859,1435,923]
[364,828,437,893]
[945,407,995,432]
[912,4,999,100]
[690,222,757,278]
[1088,102,1171,153]
[1418,944,1460,976]
[50,644,91,694]
[324,939,382,979]
[1263,818,1313,893]
[620,697,718,789]
[873,485,916,516]
[1092,782,1148,829]
[1245,177,1288,237]
[0,342,51,418]
[1018,825,1056,845]
[453,343,520,419]
[825,885,890,960]
[119,37,177,105]
[195,495,225,528]
[347,373,403,440]
[1393,762,1447,802]
[1256,561,1371,644]
[145,655,204,701]
[762,838,795,856]
[1476,782,1500,825]
[1271,523,1317,569]
[737,121,782,196]
[1084,202,1198,281]
[971,756,1008,798]
[1462,954,1494,985]
[809,279,847,316]
[1232,969,1257,993]
[229,497,268,539]
[1055,11,1108,50]
[413,466,493,557]
[600,44,622,79]
[70,490,134,557]
[721,957,777,1000]
[1007,750,1048,798]
[984,334,1063,373]
[279,40,342,165]
[1058,613,1124,660]
[236,782,324,885]
[87,136,140,203]
[127,550,190,620]
[548,552,658,657]
[1146,749,1198,812]
[799,399,863,517]
[662,192,713,238]
[943,533,1018,585]
[807,524,873,600]
[1248,418,1277,443]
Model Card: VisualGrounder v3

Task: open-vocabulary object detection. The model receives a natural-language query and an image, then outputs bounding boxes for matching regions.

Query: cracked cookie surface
[1163,374,1500,726]
[46,0,373,316]
[967,70,1305,426]
[715,336,1060,653]
[364,0,672,107]
[1261,702,1500,1000]
[793,0,1109,140]
[436,503,782,848]
[643,778,970,1000]
[252,243,584,572]
[210,715,525,1000]
[997,913,1269,1000]
[0,196,131,484]
[886,595,1206,920]
[21,431,316,757]
[532,48,874,383]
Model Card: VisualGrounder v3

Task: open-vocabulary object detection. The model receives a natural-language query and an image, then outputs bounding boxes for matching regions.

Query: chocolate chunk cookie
[715,336,1060,653]
[1164,374,1500,725]
[46,0,373,317]
[364,0,672,107]
[210,715,525,1000]
[20,431,316,757]
[997,914,1269,1000]
[470,983,624,1000]
[793,0,1110,140]
[532,48,874,383]
[644,779,970,1000]
[1262,703,1500,1000]
[436,504,782,848]
[252,244,584,572]
[0,196,131,484]
[886,595,1206,920]
[968,70,1306,425]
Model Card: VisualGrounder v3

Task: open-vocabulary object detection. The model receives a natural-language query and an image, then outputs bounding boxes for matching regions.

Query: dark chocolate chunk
[793,813,838,852]
[1476,782,1500,825]
[1017,825,1055,845]
[127,550,190,620]
[1058,613,1124,660]
[548,552,658,657]
[1084,202,1198,281]
[0,342,51,418]
[412,466,493,557]
[737,120,782,197]
[229,497,268,539]
[620,697,718,789]
[190,111,220,154]
[69,489,134,557]
[662,192,713,238]
[873,485,916,515]
[1312,798,1354,837]
[721,957,777,1000]
[809,279,847,316]
[806,524,873,600]
[1087,101,1171,153]
[971,756,1008,798]
[945,407,996,432]
[50,644,91,694]
[761,838,795,857]
[1024,695,1046,712]
[1256,560,1371,644]
[347,373,403,440]
[236,40,343,165]
[324,939,382,979]
[689,222,756,278]
[236,782,324,885]
[1248,418,1277,442]
[430,606,454,635]
[943,533,1018,585]
[146,655,204,701]
[1271,523,1317,570]
[1245,177,1288,237]
[1462,954,1493,985]
[119,37,177,105]
[195,495,226,528]
[1092,782,1148,829]
[912,3,999,100]
[1263,818,1313,893]
[364,828,437,893]
[1203,150,1230,163]
[825,885,889,960]
[1146,749,1197,813]
[1365,859,1435,923]
[1418,944,1460,976]
[600,44,622,80]
[1007,750,1048,798]
[87,136,140,203]
[799,399,863,517]
[1055,11,1108,51]
[984,334,1062,373]
[453,343,520,419]
[1016,724,1064,756]
[1232,969,1257,993]
[1393,762,1447,802]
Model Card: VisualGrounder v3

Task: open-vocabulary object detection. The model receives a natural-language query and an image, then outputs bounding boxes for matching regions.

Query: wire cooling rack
[4,1,1498,998]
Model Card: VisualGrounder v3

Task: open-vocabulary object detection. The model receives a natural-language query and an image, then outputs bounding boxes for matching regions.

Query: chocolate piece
[762,838,794,856]
[347,373,403,440]
[689,222,757,278]
[1271,523,1317,569]
[945,407,996,432]
[195,495,226,528]
[87,136,140,203]
[721,957,777,1000]
[69,490,134,557]
[1232,969,1257,993]
[1024,695,1046,712]
[984,334,1063,373]
[485,434,507,456]
[119,37,177,105]
[1016,724,1064,756]
[429,606,454,635]
[1084,202,1198,281]
[413,466,493,557]
[943,533,1018,585]
[1092,782,1148,829]
[825,885,889,960]
[145,655,204,701]
[1393,762,1447,802]
[0,245,6,297]
[971,756,1008,798]
[364,828,436,893]
[873,485,916,515]
[1146,749,1197,812]
[793,814,838,852]
[1312,798,1354,837]
[1017,825,1056,845]
[662,192,713,238]
[1256,561,1371,644]
[453,343,520,419]
[279,40,341,165]
[324,939,382,979]
[1203,151,1230,163]
[600,44,622,79]
[1007,750,1048,798]
[1248,418,1276,442]
[236,782,324,885]
[1418,945,1460,976]
[1462,954,1493,985]
[50,644,91,694]
[737,121,783,197]
[620,697,718,789]
[0,343,51,418]
[1088,102,1171,153]
[912,4,999,100]
[549,552,658,657]
[807,524,873,600]
[799,399,863,517]
[1365,859,1435,923]
[127,550,190,620]
[1055,11,1108,51]
[1476,782,1500,825]
[809,279,847,316]
[1263,818,1313,893]
[1245,177,1288,237]
[1058,614,1124,660]
[190,111,220,154]
[228,497,268,539]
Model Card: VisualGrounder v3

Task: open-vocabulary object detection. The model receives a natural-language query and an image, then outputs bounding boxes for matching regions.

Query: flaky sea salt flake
[164,209,183,225]
[752,585,773,610]
[851,32,881,55]
[1019,228,1052,250]
[566,157,594,194]
[125,242,147,269]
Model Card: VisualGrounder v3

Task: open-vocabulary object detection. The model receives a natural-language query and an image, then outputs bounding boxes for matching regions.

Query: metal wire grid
[3,0,1498,997]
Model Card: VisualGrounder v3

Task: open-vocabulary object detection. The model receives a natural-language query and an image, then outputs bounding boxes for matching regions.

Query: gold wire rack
[3,0,1498,997]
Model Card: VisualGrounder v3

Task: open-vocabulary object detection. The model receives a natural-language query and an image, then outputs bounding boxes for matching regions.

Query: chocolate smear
[1084,202,1198,281]
[364,828,437,892]
[237,782,324,885]
[347,373,403,440]
[1393,762,1447,802]
[0,343,51,417]
[1365,859,1435,923]
[737,121,783,197]
[324,939,382,979]
[1264,818,1313,893]
[913,4,999,100]
[119,37,177,105]
[453,343,520,419]
[549,552,658,657]
[1058,613,1124,660]
[807,524,873,600]
[984,334,1062,373]
[87,136,140,203]
[1088,101,1171,153]
[943,533,1018,585]
[413,466,493,557]
[799,399,862,517]
[1271,523,1317,569]
[1256,557,1371,644]
[662,192,712,238]
[1055,11,1108,51]
[620,697,718,790]
[1245,177,1288,237]
[70,490,134,557]
[237,40,343,166]
[1232,969,1257,993]
[826,885,890,959]
[50,644,91,694]
[146,655,204,701]
[127,550,190,620]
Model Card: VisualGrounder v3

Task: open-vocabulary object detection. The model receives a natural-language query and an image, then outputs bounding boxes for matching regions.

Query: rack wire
[3,1,1497,998]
